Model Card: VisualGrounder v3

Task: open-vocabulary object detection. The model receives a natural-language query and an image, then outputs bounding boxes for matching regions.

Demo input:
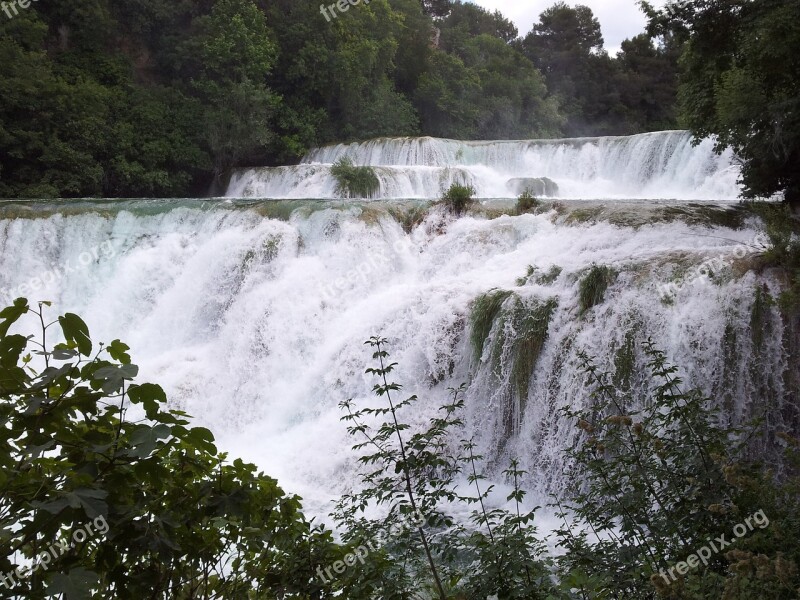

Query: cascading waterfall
[1,196,796,523]
[227,130,742,200]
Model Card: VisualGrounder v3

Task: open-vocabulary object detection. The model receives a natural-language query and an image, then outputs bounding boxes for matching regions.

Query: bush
[334,338,558,599]
[331,156,381,199]
[441,183,476,215]
[749,203,800,309]
[516,189,540,213]
[557,342,800,598]
[0,299,342,598]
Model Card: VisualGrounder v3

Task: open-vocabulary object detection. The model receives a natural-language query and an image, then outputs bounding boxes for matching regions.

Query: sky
[469,0,650,55]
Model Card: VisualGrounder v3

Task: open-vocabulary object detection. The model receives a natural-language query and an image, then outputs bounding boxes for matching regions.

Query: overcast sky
[469,0,651,54]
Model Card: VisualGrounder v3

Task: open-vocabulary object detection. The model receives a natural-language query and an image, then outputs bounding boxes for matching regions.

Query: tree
[459,34,562,139]
[415,50,482,138]
[522,2,626,136]
[420,0,452,18]
[439,1,519,53]
[0,13,106,198]
[614,34,681,133]
[175,0,280,178]
[525,2,604,61]
[418,4,562,141]
[642,0,800,208]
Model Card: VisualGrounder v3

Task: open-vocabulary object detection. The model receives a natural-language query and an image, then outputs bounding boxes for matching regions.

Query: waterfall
[1,198,795,522]
[227,131,742,200]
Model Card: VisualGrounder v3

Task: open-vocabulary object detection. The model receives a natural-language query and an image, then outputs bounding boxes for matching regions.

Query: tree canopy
[643,0,800,206]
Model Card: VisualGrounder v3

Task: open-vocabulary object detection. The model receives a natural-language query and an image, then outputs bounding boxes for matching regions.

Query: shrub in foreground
[557,342,800,598]
[0,299,343,599]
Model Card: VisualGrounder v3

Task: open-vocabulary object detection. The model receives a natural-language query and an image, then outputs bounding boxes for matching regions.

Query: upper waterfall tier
[226,130,742,201]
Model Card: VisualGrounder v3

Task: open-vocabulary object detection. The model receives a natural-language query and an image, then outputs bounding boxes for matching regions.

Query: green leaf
[53,346,79,361]
[107,339,131,364]
[128,383,167,418]
[186,427,217,454]
[0,334,28,368]
[0,298,29,337]
[48,568,99,600]
[35,488,108,519]
[93,364,139,393]
[59,313,92,356]
[129,423,172,458]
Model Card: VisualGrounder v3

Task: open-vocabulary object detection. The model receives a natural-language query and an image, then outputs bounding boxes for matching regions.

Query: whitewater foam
[227,131,741,200]
[1,200,790,524]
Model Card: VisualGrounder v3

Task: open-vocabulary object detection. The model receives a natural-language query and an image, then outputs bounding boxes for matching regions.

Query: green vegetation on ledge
[441,182,477,216]
[331,157,381,199]
[578,264,617,315]
[516,190,541,214]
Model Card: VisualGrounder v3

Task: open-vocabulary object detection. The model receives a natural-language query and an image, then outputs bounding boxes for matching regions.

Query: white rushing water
[227,131,741,200]
[0,197,794,523]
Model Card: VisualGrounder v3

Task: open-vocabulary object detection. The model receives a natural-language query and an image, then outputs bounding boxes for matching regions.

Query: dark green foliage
[471,295,559,437]
[522,2,680,136]
[578,264,617,315]
[517,189,541,213]
[0,299,343,598]
[420,0,452,18]
[330,157,381,199]
[518,265,564,286]
[441,182,476,215]
[615,33,682,133]
[643,0,800,207]
[536,265,563,285]
[751,204,800,308]
[336,338,458,599]
[438,2,519,47]
[335,339,559,599]
[418,22,562,139]
[0,0,274,197]
[508,298,558,417]
[453,454,556,599]
[556,342,800,598]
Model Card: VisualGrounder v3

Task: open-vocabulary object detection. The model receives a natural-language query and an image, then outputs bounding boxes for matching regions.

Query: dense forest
[1,0,798,202]
[0,0,683,199]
